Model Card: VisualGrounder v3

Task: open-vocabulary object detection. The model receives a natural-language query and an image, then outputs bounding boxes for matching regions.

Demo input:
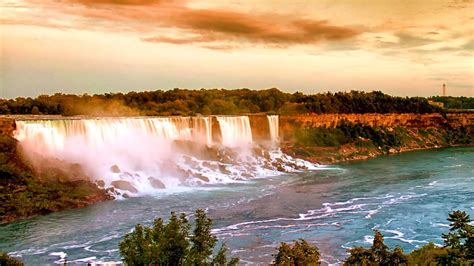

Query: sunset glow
[1,0,473,97]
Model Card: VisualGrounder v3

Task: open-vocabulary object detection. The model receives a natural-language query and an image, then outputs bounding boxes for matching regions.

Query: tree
[118,209,238,266]
[441,210,474,262]
[212,245,239,266]
[371,230,389,264]
[31,106,40,115]
[0,252,24,266]
[273,239,320,265]
[187,209,217,265]
[344,230,407,266]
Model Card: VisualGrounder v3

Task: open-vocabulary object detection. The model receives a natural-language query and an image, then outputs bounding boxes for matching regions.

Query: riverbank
[281,124,473,164]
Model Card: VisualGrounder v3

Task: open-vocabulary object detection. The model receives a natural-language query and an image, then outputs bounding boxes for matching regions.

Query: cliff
[0,117,112,224]
[0,117,15,136]
[279,112,473,164]
[279,112,474,142]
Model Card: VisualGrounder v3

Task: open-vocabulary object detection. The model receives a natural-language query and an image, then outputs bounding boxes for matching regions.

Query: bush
[0,252,24,266]
[407,242,448,265]
[294,121,403,149]
[119,209,238,266]
[344,230,408,266]
[273,239,320,265]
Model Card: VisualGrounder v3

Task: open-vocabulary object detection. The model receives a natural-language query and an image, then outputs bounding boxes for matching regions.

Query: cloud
[395,32,435,48]
[3,0,361,49]
[142,9,361,48]
[70,0,173,6]
[462,39,474,50]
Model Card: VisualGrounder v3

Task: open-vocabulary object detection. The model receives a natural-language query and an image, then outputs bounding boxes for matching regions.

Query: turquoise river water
[1,147,473,265]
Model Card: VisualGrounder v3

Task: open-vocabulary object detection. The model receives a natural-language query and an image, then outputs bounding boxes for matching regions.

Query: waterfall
[267,115,279,142]
[14,115,316,195]
[192,116,212,147]
[216,116,253,148]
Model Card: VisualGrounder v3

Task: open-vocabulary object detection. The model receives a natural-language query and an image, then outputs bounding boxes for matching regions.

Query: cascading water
[216,116,253,148]
[192,116,213,147]
[267,115,279,142]
[14,115,317,196]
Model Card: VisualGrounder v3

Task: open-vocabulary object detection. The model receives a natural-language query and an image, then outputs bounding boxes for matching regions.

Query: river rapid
[1,147,473,265]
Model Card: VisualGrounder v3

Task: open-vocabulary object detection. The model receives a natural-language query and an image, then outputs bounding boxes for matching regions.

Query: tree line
[430,96,474,110]
[0,89,444,116]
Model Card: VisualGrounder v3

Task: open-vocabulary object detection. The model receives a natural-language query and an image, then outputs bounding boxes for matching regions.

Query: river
[1,147,473,265]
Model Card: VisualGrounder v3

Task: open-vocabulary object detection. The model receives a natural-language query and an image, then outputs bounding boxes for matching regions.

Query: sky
[1,0,473,98]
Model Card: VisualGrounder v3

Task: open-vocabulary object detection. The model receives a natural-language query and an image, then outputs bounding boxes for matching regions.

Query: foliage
[444,126,473,145]
[430,96,474,110]
[344,230,408,265]
[0,89,442,116]
[440,210,474,263]
[407,242,448,266]
[0,135,110,224]
[119,209,238,266]
[273,239,320,265]
[294,121,402,149]
[0,252,24,266]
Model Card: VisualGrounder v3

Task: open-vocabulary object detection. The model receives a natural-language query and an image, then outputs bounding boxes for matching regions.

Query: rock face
[0,118,15,136]
[279,112,474,141]
[447,112,474,128]
[248,114,271,141]
[111,180,138,193]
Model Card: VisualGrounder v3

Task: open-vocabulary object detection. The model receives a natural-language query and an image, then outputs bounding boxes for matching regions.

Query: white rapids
[14,115,318,196]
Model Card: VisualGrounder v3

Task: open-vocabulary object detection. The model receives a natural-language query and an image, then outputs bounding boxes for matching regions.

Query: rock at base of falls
[148,177,166,189]
[110,165,121,173]
[111,180,137,193]
[95,180,105,188]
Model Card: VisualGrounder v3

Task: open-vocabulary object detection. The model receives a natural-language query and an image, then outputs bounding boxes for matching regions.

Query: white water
[216,116,253,148]
[267,115,279,142]
[14,115,316,196]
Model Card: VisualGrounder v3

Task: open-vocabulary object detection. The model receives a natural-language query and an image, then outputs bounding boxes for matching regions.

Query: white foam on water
[14,116,320,196]
[49,251,67,264]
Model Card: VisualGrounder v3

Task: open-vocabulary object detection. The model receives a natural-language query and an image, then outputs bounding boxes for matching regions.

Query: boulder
[148,177,166,189]
[111,180,137,193]
[110,165,121,173]
[95,180,105,188]
[195,174,210,182]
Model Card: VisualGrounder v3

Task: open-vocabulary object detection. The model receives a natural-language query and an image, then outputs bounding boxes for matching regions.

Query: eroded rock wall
[0,117,15,136]
[279,112,474,141]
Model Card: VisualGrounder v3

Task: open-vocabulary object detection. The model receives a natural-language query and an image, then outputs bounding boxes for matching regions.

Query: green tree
[273,239,320,265]
[344,230,407,266]
[187,209,217,265]
[441,210,474,262]
[211,245,239,266]
[118,209,238,266]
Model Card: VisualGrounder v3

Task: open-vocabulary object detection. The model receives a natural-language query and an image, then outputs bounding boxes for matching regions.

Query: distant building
[442,83,446,97]
[428,100,445,108]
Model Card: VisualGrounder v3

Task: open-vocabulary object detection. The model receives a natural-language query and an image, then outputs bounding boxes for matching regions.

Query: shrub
[0,252,24,266]
[273,239,320,265]
[344,230,408,265]
[119,209,238,266]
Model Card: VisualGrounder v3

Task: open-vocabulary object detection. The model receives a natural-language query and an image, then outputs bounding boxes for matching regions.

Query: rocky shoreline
[282,126,473,165]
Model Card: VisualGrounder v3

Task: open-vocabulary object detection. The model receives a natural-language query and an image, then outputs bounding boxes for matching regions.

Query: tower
[442,83,446,97]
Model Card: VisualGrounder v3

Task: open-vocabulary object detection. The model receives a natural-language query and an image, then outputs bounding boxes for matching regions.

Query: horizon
[1,0,473,98]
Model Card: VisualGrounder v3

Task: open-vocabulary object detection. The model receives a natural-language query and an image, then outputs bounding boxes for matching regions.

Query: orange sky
[1,0,473,98]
